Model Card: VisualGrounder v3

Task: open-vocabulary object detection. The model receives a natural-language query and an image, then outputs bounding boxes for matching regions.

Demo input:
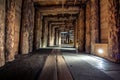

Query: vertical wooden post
[108,0,120,62]
[58,30,61,47]
[74,21,78,48]
[43,20,48,47]
[20,0,34,54]
[91,0,100,53]
[85,1,91,53]
[0,0,5,66]
[34,9,42,49]
[14,0,22,55]
[78,7,85,52]
[6,0,16,61]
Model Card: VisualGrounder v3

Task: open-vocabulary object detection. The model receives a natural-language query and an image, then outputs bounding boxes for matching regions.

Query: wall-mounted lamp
[98,48,104,54]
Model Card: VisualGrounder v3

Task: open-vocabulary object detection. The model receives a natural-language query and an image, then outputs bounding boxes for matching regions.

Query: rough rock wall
[0,0,5,66]
[78,7,85,52]
[20,0,34,54]
[34,10,42,49]
[90,0,100,53]
[100,0,108,43]
[85,1,91,53]
[107,0,120,62]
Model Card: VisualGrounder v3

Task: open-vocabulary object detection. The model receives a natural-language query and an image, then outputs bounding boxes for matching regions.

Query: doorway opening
[61,30,74,48]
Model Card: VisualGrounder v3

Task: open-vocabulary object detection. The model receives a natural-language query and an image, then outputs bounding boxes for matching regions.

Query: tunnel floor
[0,48,120,80]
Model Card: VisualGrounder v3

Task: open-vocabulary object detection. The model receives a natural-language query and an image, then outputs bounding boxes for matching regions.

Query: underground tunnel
[0,0,120,80]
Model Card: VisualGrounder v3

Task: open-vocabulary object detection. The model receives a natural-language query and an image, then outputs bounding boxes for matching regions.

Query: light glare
[98,49,104,54]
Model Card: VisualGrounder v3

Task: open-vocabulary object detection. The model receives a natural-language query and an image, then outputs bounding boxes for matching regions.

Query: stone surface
[0,0,5,67]
[20,0,34,54]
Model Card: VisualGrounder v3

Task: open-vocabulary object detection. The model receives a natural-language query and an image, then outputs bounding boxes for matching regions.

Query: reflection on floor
[0,47,120,80]
[63,53,120,80]
[61,44,74,48]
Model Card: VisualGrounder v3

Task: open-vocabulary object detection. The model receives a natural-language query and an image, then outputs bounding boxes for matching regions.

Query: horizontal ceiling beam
[39,6,79,12]
[38,6,80,16]
[34,0,88,7]
[44,16,77,22]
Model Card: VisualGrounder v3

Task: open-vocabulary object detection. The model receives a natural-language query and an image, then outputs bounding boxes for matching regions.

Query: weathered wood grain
[38,54,57,80]
[20,0,34,54]
[77,7,85,52]
[90,0,100,54]
[85,1,91,54]
[0,0,5,67]
[38,49,73,80]
[57,54,73,80]
[6,0,16,62]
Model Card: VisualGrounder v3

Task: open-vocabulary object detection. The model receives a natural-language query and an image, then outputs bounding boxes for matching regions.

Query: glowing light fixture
[98,49,104,54]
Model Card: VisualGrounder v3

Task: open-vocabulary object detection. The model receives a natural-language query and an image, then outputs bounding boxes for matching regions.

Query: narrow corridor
[0,0,120,80]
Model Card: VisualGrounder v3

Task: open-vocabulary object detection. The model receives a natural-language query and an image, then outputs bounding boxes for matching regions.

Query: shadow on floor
[0,50,49,80]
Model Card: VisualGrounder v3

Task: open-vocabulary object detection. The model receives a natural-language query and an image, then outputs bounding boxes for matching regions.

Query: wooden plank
[38,53,57,80]
[38,49,73,80]
[57,54,73,80]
